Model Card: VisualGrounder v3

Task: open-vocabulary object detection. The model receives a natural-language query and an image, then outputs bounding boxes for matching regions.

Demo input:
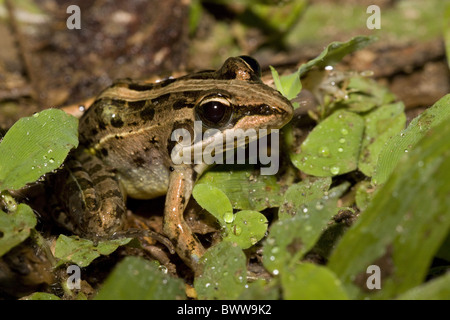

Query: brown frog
[55,56,293,271]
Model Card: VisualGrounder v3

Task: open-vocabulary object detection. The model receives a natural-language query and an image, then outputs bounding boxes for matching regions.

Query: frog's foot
[110,227,175,255]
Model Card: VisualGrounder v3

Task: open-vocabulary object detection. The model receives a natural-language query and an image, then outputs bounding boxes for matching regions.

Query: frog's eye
[238,55,261,78]
[196,95,232,128]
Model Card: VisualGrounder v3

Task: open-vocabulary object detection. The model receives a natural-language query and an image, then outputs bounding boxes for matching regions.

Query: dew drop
[49,158,55,164]
[315,201,324,210]
[339,138,346,144]
[338,147,344,153]
[330,166,340,175]
[318,146,330,157]
[233,225,242,236]
[223,211,234,224]
[158,265,168,274]
[32,112,39,117]
[340,128,349,135]
[269,255,275,261]
[250,237,258,245]
[31,166,35,170]
[272,269,279,275]
[271,247,279,254]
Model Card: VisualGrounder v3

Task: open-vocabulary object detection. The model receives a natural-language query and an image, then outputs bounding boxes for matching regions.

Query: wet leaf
[291,110,365,176]
[281,263,348,300]
[192,184,233,223]
[262,183,348,273]
[278,177,332,220]
[328,118,450,299]
[0,109,78,191]
[238,279,279,300]
[22,292,61,300]
[223,210,268,249]
[298,36,377,77]
[197,165,283,211]
[344,77,396,113]
[193,184,268,249]
[194,242,247,299]
[0,204,37,257]
[358,102,406,177]
[354,181,376,212]
[373,94,450,185]
[397,273,450,300]
[54,235,131,268]
[95,256,185,300]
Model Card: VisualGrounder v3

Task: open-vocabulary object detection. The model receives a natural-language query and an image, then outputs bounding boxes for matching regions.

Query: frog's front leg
[163,164,205,272]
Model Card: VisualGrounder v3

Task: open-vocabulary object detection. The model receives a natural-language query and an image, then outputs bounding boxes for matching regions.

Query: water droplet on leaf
[330,166,340,175]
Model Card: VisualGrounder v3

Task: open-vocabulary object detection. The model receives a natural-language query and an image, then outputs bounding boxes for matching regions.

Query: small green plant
[0,109,78,257]
[1,35,449,300]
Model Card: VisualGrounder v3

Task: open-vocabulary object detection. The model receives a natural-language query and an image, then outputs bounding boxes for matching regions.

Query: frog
[54,56,293,272]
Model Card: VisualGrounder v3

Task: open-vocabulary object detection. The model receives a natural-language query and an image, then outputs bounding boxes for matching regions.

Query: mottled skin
[56,56,293,271]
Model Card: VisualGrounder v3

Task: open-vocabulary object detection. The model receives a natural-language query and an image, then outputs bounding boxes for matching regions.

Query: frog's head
[193,56,293,133]
[172,56,293,167]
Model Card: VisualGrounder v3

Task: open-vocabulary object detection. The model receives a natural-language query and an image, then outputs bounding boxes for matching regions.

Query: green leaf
[54,235,131,268]
[328,118,450,299]
[373,94,450,185]
[397,273,450,300]
[22,292,61,300]
[195,241,247,300]
[298,36,377,77]
[0,109,78,191]
[238,279,279,300]
[291,110,365,176]
[270,66,302,102]
[0,204,37,257]
[95,256,185,300]
[193,183,268,249]
[250,1,307,34]
[262,183,348,273]
[354,181,376,212]
[197,165,283,211]
[358,102,406,177]
[281,263,349,300]
[223,210,268,249]
[344,77,396,113]
[278,177,332,220]
[192,184,233,223]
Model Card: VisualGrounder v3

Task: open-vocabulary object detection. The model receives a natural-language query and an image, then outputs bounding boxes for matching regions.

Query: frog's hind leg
[54,150,127,238]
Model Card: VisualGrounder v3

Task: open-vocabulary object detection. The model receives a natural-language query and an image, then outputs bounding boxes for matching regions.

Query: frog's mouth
[170,126,276,166]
